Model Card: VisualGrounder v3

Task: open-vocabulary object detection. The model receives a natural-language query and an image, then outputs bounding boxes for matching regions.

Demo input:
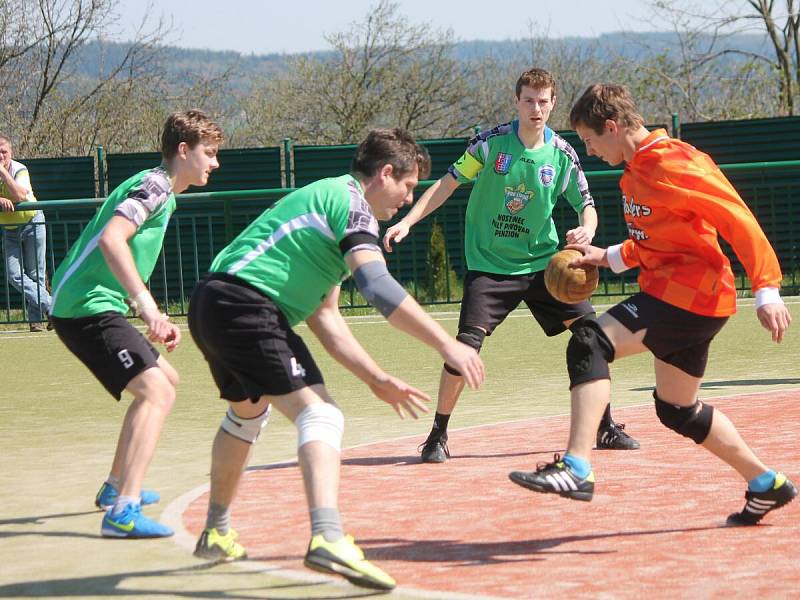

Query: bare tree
[241,0,473,144]
[646,0,799,116]
[1,0,171,156]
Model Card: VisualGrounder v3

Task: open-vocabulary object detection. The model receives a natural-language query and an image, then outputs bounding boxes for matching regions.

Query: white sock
[111,495,139,517]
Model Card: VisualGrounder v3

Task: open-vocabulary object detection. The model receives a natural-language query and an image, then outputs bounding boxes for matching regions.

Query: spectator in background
[0,136,51,331]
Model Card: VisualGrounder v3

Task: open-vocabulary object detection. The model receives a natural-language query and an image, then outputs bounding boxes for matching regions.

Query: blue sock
[563,454,591,479]
[748,470,776,492]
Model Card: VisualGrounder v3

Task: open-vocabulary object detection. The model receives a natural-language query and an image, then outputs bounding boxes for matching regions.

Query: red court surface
[182,390,800,598]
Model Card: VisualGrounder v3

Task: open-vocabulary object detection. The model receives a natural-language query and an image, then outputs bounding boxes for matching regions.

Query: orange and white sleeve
[606,240,639,273]
[665,158,783,307]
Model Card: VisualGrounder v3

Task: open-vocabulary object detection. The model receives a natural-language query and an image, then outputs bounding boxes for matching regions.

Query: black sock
[599,404,613,428]
[432,412,450,436]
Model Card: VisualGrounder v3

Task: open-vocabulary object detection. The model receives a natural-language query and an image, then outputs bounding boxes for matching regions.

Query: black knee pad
[566,319,614,389]
[444,326,486,376]
[654,392,714,444]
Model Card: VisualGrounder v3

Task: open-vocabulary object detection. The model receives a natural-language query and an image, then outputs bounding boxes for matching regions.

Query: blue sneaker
[95,482,160,510]
[101,504,173,538]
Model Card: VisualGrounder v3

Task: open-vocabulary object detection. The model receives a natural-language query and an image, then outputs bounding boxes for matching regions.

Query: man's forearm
[403,175,457,227]
[580,206,598,233]
[308,309,385,384]
[0,174,28,203]
[385,296,450,355]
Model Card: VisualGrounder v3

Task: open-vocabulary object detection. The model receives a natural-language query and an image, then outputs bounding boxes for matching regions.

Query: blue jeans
[2,211,52,322]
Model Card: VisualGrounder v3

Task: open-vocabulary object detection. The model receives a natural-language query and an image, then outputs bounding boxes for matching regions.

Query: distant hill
[75,31,771,91]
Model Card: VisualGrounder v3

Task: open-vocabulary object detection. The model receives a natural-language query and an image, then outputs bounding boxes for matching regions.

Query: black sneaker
[509,454,595,502]
[727,473,797,526]
[596,422,640,450]
[418,431,449,463]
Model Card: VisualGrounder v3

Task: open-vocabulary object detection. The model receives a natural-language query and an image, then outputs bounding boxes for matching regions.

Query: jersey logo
[538,165,555,187]
[504,183,534,215]
[494,152,513,174]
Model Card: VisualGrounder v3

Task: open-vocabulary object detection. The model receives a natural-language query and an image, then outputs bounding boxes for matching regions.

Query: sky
[112,0,660,55]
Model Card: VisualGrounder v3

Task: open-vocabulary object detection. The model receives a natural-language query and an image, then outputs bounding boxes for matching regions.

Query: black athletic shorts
[458,270,595,337]
[51,311,160,400]
[606,292,728,377]
[188,273,324,402]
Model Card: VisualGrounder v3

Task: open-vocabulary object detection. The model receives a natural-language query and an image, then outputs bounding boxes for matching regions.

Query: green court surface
[1,299,798,599]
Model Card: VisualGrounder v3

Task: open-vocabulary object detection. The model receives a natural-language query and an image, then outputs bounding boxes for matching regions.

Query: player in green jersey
[188,128,484,589]
[383,68,640,463]
[50,110,224,538]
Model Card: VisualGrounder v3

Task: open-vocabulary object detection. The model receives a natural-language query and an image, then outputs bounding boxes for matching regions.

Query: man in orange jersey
[508,83,796,525]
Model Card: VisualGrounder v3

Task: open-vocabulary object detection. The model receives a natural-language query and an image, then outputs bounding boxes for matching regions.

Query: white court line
[160,473,505,600]
[3,295,799,337]
[160,385,800,599]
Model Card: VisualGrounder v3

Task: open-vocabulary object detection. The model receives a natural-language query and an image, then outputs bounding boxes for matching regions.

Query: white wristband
[755,287,783,309]
[131,290,158,314]
[606,244,631,273]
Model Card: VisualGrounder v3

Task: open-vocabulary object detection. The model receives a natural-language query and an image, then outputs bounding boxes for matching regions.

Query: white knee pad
[220,405,271,444]
[295,402,344,452]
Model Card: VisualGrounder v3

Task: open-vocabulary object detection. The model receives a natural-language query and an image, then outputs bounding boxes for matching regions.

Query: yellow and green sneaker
[304,534,396,590]
[193,528,247,562]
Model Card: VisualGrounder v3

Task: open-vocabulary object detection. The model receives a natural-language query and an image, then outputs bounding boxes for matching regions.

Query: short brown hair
[515,68,556,98]
[569,84,644,134]
[161,109,224,159]
[351,128,431,180]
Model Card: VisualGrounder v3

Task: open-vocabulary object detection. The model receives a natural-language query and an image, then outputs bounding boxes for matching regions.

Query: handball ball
[544,249,599,303]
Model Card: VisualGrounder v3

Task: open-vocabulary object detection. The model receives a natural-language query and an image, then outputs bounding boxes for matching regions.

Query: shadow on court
[0,510,101,541]
[249,525,723,567]
[247,453,540,470]
[0,564,383,599]
[0,510,97,526]
[630,377,800,392]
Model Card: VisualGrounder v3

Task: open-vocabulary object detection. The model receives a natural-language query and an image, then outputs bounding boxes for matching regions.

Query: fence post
[223,198,234,243]
[671,113,680,139]
[96,145,106,197]
[282,137,294,188]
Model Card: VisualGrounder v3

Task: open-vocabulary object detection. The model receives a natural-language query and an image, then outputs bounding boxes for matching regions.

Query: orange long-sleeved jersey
[606,129,782,317]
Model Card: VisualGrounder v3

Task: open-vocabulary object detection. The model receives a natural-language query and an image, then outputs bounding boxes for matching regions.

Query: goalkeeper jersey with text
[209,174,381,327]
[611,129,782,317]
[448,121,593,275]
[51,167,176,318]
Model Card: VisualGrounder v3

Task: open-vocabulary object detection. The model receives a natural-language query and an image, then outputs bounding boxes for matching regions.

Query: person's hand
[382,220,411,253]
[0,197,14,212]
[566,226,595,245]
[368,373,430,419]
[564,243,608,268]
[757,302,791,343]
[140,305,181,350]
[440,339,485,389]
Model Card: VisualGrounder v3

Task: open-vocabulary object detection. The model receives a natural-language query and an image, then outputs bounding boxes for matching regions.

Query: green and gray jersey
[51,167,175,318]
[210,174,381,327]
[449,121,593,275]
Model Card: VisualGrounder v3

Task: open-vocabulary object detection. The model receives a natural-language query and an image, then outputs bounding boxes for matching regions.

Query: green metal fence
[1,159,797,325]
[2,113,798,325]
